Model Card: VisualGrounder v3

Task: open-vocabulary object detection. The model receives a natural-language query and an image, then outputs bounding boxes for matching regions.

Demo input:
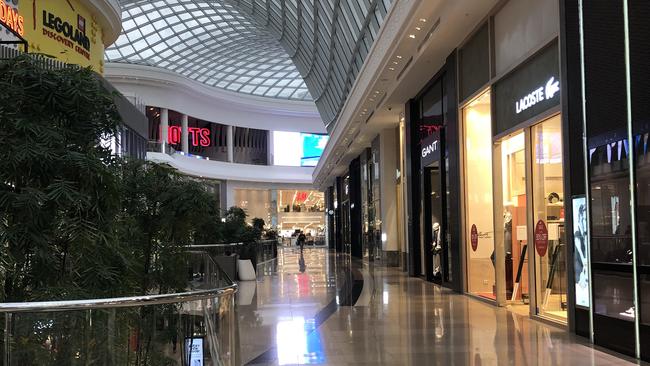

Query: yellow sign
[21,0,105,73]
[0,0,25,37]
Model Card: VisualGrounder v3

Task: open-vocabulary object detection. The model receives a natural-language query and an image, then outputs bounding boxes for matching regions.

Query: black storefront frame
[568,0,650,359]
[405,52,462,292]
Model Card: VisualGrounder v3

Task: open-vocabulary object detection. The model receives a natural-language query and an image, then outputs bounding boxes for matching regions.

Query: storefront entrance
[493,115,567,323]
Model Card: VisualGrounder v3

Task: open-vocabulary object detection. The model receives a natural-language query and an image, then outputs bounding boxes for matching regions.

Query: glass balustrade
[0,252,239,366]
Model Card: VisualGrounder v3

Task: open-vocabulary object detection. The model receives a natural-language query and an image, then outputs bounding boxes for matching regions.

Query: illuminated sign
[21,0,105,72]
[515,77,560,114]
[167,126,211,147]
[0,0,24,37]
[42,10,91,59]
[420,132,440,167]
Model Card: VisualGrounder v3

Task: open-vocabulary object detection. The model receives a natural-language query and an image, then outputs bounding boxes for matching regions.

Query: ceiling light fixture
[420,18,427,22]
[396,55,403,59]
[415,27,421,31]
[389,67,395,71]
[409,34,416,39]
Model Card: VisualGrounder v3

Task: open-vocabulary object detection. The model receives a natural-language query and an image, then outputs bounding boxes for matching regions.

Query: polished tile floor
[237,247,645,366]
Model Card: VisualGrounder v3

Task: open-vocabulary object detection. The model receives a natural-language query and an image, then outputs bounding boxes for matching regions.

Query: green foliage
[222,207,261,243]
[251,217,265,232]
[0,56,242,366]
[116,160,223,293]
[0,55,125,302]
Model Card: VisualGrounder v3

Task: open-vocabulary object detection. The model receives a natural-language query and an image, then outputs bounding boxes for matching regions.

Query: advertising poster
[273,132,329,167]
[572,196,590,308]
[300,133,328,167]
[184,337,204,366]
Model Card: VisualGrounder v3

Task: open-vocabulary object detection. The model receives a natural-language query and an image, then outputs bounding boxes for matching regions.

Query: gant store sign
[420,132,441,167]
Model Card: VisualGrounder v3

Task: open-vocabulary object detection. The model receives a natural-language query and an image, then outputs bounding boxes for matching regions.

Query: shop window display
[463,90,495,299]
[589,140,635,321]
[495,131,527,307]
[531,115,567,322]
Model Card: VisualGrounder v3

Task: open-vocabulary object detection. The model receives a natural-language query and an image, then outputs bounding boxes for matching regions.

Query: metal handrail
[0,284,238,313]
[188,242,245,249]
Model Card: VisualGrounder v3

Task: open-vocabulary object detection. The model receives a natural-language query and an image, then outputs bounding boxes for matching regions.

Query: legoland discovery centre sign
[5,0,106,72]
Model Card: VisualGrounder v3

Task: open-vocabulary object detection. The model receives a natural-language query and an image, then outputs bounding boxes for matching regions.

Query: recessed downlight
[408,34,416,39]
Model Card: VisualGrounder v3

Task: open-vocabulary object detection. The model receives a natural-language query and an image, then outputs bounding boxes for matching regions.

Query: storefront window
[635,133,650,338]
[589,140,635,321]
[463,90,495,299]
[531,115,567,322]
[495,131,527,308]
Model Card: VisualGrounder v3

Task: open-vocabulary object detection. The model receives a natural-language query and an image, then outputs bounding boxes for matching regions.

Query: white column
[227,125,234,163]
[181,114,189,154]
[268,131,274,165]
[380,128,399,252]
[160,108,169,153]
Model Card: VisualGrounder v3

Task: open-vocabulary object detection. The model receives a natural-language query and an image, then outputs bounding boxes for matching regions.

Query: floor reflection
[238,247,640,366]
[276,317,325,365]
[237,247,336,365]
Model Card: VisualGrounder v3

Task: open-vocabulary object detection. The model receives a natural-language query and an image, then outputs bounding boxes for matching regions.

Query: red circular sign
[534,220,549,257]
[471,224,479,252]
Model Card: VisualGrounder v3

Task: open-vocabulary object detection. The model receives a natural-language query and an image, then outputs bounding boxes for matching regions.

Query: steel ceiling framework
[106,0,393,128]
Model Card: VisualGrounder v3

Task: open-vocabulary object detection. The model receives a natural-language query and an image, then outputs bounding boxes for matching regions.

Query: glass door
[494,131,528,312]
[531,115,567,322]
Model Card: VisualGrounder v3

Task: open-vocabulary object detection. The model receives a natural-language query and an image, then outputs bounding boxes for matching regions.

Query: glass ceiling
[106,0,312,100]
[107,0,394,129]
[228,0,393,130]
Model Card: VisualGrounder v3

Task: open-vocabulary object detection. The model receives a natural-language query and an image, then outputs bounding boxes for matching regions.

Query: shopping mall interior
[0,0,649,365]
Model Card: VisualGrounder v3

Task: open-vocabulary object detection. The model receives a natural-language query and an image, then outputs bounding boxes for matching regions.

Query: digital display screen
[573,196,590,309]
[273,132,329,167]
[184,337,204,366]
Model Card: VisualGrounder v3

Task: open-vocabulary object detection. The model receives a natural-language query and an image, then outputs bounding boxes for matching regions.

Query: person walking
[298,231,306,252]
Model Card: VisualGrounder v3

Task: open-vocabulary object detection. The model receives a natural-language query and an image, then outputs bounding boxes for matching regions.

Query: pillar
[160,108,168,153]
[379,128,400,266]
[181,114,189,154]
[227,125,234,163]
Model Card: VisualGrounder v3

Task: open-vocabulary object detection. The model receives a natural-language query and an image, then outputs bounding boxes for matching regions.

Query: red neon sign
[166,126,211,147]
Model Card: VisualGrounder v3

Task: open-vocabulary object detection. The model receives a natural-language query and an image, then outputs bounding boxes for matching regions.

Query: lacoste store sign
[515,77,560,114]
[493,41,560,135]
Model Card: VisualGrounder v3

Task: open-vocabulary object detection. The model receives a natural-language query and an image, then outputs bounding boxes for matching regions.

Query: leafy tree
[251,217,265,232]
[0,55,126,302]
[0,55,245,365]
[116,160,222,294]
[223,207,261,243]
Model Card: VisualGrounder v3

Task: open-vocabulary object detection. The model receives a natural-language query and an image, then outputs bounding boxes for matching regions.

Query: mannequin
[432,222,442,278]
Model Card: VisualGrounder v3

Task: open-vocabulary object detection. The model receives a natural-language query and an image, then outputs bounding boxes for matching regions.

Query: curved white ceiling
[106,0,312,101]
[106,0,394,129]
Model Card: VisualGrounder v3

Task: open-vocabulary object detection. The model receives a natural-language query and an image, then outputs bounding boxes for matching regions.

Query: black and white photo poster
[573,196,590,308]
